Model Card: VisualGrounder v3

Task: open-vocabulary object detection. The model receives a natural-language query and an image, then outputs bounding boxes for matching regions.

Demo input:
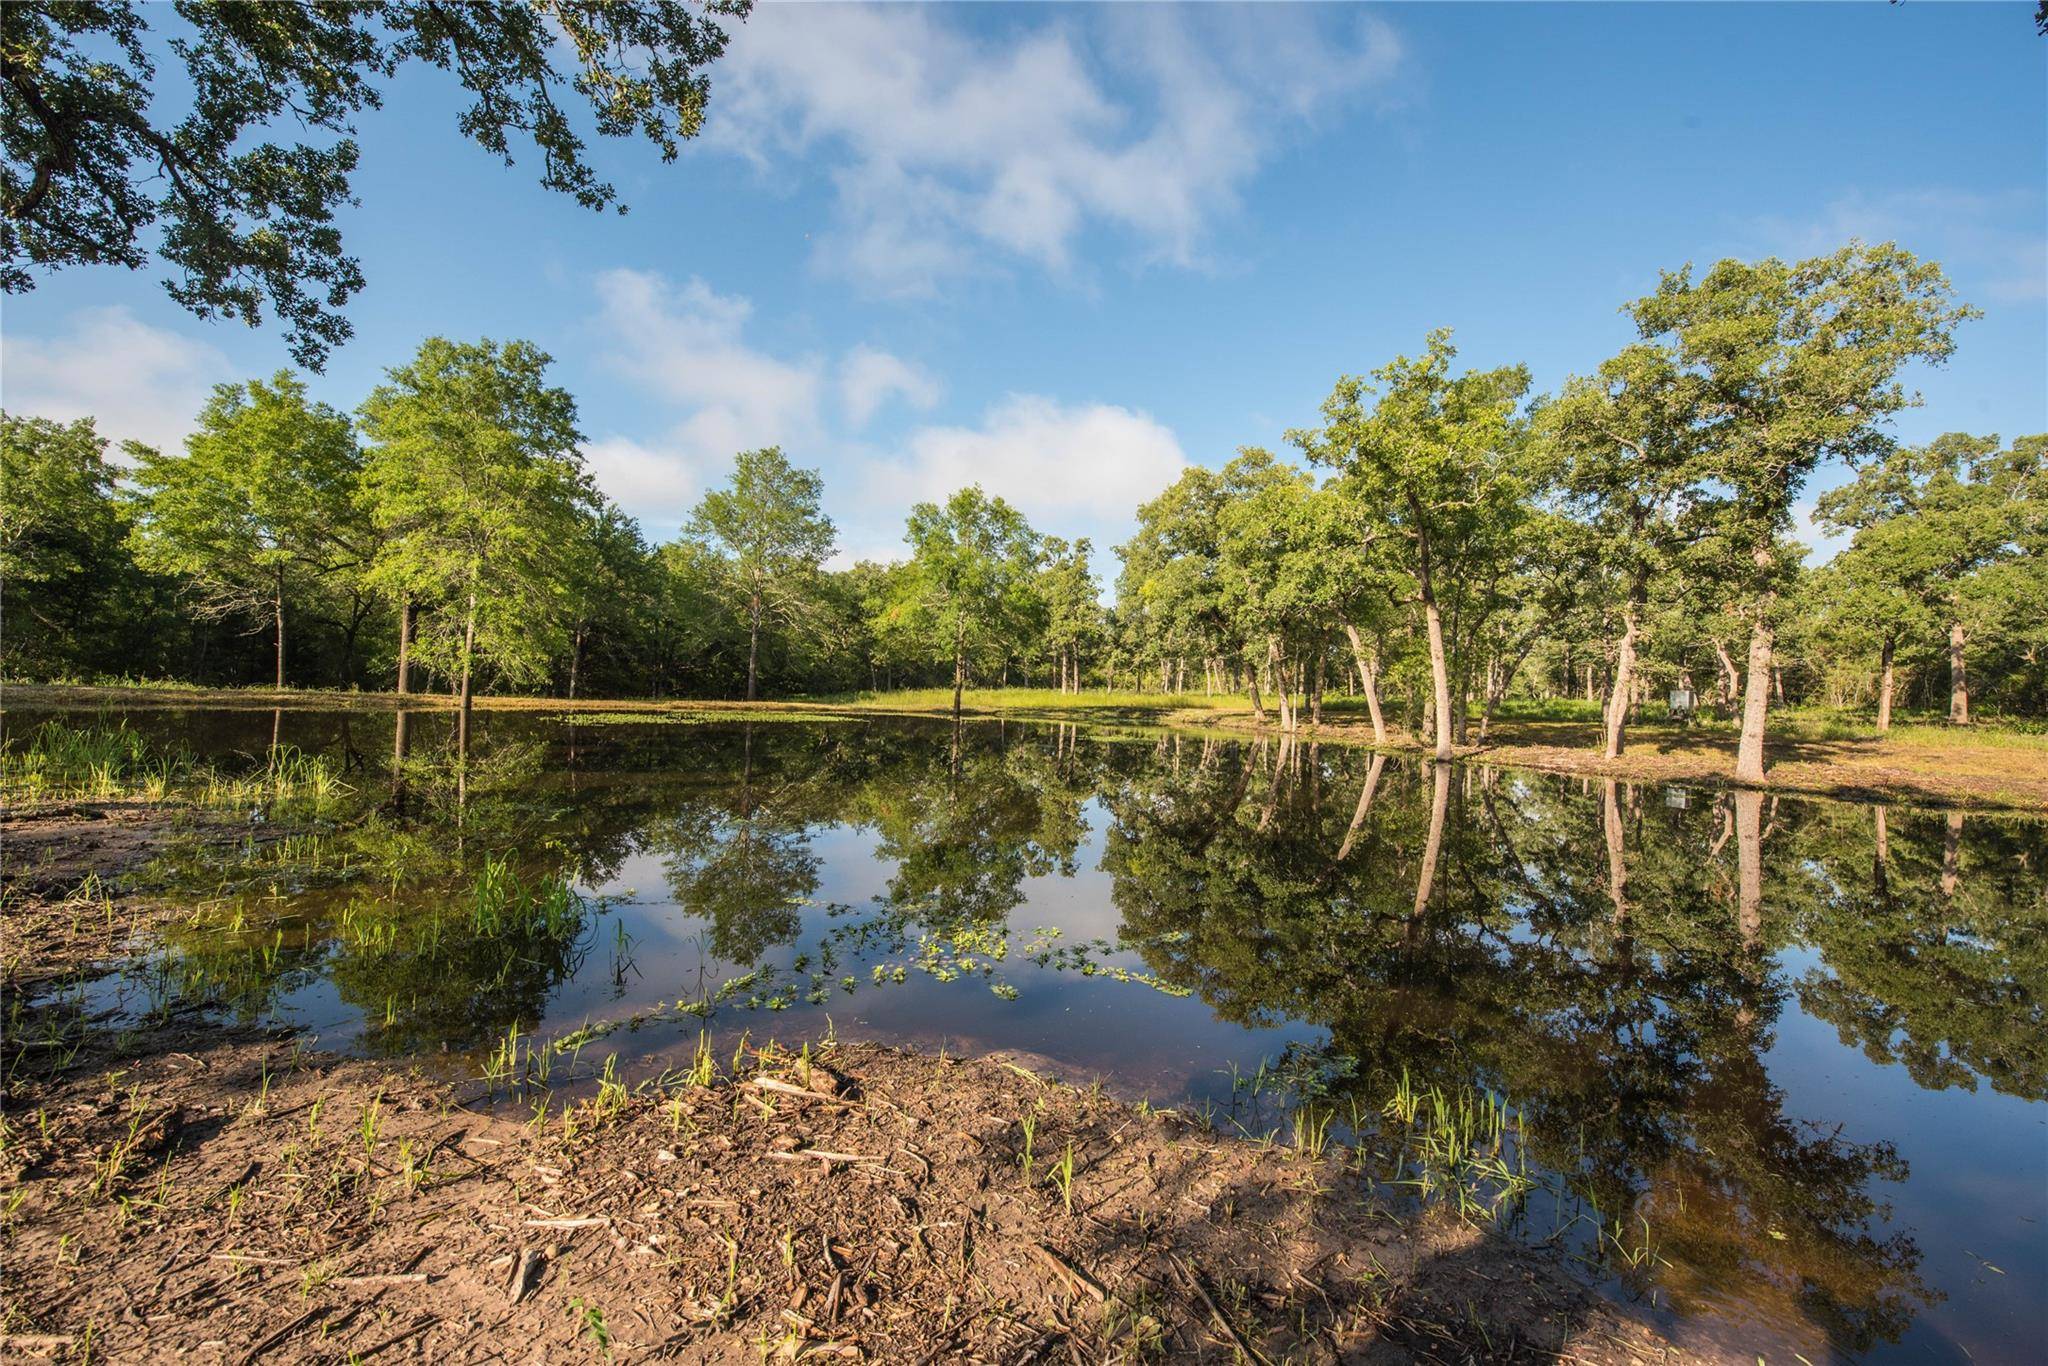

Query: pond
[10,705,2045,1363]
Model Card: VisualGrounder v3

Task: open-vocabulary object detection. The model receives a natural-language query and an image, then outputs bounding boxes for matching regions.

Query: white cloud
[840,346,941,428]
[1754,188,2047,304]
[581,434,707,538]
[863,394,1187,532]
[703,5,1404,294]
[581,270,1186,556]
[594,267,825,460]
[0,306,233,456]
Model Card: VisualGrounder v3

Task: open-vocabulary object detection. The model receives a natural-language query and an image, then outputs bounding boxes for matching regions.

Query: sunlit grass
[0,719,349,806]
[838,686,1244,713]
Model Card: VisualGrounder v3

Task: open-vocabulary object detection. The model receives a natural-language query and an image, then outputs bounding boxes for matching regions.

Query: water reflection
[13,708,2043,1362]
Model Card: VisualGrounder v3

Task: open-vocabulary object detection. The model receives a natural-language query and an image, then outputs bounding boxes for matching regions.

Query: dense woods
[5,244,2044,779]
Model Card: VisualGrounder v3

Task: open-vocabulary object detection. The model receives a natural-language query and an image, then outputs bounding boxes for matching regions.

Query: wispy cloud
[702,5,1405,295]
[840,345,941,429]
[1752,187,2046,304]
[585,268,1187,557]
[0,306,234,456]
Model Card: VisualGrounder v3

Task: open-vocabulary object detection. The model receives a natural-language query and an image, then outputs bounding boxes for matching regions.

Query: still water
[14,706,2046,1362]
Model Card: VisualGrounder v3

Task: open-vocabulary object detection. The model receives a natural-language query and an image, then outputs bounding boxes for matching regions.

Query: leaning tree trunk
[1948,618,1969,724]
[1414,760,1451,920]
[1876,635,1895,733]
[1343,625,1388,746]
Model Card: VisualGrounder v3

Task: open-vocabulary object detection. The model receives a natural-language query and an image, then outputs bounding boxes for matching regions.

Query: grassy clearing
[828,686,1242,715]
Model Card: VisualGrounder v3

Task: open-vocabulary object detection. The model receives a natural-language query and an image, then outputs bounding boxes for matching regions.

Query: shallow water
[11,705,2046,1362]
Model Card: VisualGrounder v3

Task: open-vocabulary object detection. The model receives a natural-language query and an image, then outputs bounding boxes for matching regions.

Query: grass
[0,718,348,807]
[14,681,2044,807]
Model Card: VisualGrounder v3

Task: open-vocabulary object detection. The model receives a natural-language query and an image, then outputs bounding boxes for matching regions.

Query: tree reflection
[1101,749,1945,1354]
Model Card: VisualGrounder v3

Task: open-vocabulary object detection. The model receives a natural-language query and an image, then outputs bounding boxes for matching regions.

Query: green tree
[1627,244,1973,780]
[880,486,1040,720]
[1815,433,2033,725]
[358,337,591,737]
[688,447,837,701]
[1037,536,1104,693]
[1292,329,1535,759]
[1115,466,1230,698]
[560,498,654,700]
[0,412,160,677]
[1544,343,1709,756]
[2,0,749,368]
[127,371,366,687]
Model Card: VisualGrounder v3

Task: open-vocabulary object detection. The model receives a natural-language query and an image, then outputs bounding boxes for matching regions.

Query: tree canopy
[1,0,749,367]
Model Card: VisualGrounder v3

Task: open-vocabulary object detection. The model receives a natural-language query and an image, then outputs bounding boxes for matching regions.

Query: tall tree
[880,486,1040,720]
[1116,467,1230,700]
[1038,536,1104,693]
[1815,433,2031,725]
[1292,329,1534,760]
[1544,343,1708,757]
[127,371,365,687]
[1629,244,1973,780]
[688,447,836,701]
[2,0,749,368]
[0,412,160,677]
[358,337,591,738]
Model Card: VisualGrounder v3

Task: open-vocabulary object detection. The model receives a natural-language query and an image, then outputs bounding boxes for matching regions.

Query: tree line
[4,242,2043,779]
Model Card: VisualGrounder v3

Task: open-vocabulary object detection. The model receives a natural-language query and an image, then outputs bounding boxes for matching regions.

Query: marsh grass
[0,719,348,806]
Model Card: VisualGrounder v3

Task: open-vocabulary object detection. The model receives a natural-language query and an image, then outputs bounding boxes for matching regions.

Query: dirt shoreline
[6,682,2041,810]
[0,806,1727,1363]
[1,1021,1707,1364]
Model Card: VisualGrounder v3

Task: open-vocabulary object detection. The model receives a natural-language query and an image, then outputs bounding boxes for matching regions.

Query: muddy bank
[1,1008,1716,1364]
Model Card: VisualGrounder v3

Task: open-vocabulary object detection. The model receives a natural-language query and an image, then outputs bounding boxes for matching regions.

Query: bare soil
[1,1017,1713,1364]
[0,807,1725,1364]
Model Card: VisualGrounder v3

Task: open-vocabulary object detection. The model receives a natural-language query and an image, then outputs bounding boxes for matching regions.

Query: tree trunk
[273,567,287,689]
[951,622,966,722]
[1876,635,1895,733]
[458,584,478,755]
[1309,643,1325,729]
[746,591,762,702]
[1713,640,1741,714]
[1734,604,1774,785]
[1734,788,1763,948]
[1414,761,1450,919]
[1337,753,1386,861]
[1421,598,1453,760]
[1949,619,1969,724]
[1247,665,1267,725]
[1603,591,1641,760]
[1602,777,1628,926]
[568,626,584,700]
[1268,639,1296,733]
[395,597,416,696]
[1942,811,1962,896]
[1342,624,1388,745]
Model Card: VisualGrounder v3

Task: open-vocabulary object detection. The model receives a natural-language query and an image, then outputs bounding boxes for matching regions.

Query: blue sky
[5,1,2043,568]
